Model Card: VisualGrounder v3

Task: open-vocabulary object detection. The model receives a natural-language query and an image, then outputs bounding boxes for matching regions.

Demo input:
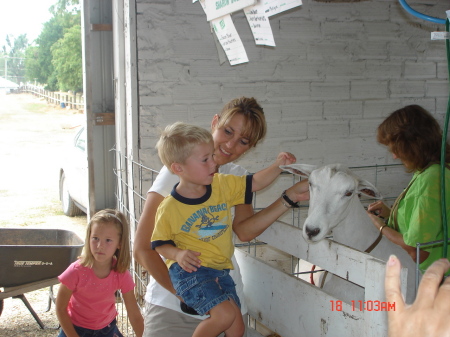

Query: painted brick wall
[135,0,448,203]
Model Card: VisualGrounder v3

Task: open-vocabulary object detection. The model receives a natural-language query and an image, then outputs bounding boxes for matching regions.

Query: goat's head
[280,163,382,243]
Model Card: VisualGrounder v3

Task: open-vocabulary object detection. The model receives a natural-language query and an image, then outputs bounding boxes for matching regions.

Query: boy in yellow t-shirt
[151,122,295,337]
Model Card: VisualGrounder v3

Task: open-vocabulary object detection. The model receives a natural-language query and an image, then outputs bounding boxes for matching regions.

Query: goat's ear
[357,179,382,199]
[280,164,317,178]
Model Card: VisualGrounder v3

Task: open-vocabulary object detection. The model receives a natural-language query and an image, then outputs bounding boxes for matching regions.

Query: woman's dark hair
[377,105,450,172]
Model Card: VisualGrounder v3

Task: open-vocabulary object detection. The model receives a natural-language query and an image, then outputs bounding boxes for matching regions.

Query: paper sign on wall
[263,0,302,17]
[205,0,257,21]
[244,2,275,46]
[212,15,249,65]
[198,0,207,13]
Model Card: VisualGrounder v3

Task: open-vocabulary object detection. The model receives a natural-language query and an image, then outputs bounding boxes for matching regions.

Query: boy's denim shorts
[169,263,241,316]
[57,318,123,337]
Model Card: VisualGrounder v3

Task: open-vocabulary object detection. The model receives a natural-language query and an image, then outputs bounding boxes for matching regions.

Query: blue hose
[398,0,446,25]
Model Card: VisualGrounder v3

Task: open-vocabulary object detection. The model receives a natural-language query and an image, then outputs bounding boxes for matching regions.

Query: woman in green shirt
[367,105,450,272]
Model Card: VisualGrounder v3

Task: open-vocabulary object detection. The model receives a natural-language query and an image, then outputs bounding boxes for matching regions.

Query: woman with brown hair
[367,104,450,273]
[133,97,309,337]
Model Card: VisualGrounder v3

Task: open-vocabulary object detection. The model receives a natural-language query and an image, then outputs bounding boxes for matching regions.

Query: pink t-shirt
[58,260,135,330]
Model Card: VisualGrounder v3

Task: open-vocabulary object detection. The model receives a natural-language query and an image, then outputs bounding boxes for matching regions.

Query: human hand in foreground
[385,255,450,337]
[175,249,202,273]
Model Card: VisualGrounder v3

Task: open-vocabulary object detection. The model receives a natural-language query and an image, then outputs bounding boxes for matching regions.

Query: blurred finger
[415,259,450,309]
[384,255,406,313]
[426,259,450,310]
[435,275,450,311]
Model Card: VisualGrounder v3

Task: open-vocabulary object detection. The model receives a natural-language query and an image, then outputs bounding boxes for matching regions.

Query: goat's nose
[305,226,320,239]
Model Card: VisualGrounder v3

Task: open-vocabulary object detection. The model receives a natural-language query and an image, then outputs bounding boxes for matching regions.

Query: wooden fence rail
[19,85,84,111]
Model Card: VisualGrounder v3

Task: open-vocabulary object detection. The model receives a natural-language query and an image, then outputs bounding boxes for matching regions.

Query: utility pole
[3,56,26,83]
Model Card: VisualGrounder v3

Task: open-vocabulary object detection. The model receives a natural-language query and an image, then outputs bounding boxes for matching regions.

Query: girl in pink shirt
[56,209,144,337]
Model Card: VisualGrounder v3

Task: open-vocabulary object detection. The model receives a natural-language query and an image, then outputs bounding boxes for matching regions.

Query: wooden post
[72,92,76,109]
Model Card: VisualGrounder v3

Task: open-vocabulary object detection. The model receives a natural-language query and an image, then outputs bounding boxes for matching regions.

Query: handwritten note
[244,2,275,46]
[212,15,249,65]
[205,0,257,21]
[263,0,302,17]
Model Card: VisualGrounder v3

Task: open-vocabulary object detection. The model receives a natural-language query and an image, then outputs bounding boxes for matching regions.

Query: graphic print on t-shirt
[181,203,228,242]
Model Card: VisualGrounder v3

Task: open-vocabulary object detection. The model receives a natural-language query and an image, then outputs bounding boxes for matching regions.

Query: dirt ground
[0,92,87,336]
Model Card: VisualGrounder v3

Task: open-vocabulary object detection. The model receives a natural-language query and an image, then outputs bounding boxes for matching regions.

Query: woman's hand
[385,255,450,337]
[285,179,310,203]
[367,211,386,231]
[368,200,391,218]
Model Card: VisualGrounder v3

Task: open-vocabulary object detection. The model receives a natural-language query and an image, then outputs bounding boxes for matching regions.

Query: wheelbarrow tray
[0,228,84,287]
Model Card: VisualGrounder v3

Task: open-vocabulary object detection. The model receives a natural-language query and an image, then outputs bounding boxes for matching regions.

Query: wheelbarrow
[0,228,84,329]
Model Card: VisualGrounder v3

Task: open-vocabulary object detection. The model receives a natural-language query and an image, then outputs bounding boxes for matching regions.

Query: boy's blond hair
[156,122,213,173]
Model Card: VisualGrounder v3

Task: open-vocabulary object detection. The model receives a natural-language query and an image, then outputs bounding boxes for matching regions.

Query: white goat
[281,163,416,304]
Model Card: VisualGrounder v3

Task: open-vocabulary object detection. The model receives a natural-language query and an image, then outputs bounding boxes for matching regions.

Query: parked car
[59,126,88,216]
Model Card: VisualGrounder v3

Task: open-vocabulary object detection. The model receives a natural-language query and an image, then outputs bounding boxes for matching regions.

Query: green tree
[30,16,66,90]
[51,24,82,92]
[24,46,40,85]
[24,0,81,91]
[1,34,29,84]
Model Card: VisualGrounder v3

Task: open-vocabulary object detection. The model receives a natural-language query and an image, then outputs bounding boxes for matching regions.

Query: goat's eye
[344,190,353,197]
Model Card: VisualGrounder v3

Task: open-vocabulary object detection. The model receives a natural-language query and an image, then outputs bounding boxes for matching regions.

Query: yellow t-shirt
[151,173,253,270]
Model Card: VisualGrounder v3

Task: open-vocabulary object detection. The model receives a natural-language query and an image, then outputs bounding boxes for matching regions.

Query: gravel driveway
[0,92,87,336]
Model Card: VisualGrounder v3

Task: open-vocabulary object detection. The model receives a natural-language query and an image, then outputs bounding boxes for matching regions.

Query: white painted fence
[19,84,85,110]
[114,154,412,336]
[236,220,408,337]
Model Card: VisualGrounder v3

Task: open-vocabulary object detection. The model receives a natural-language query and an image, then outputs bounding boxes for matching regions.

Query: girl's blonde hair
[156,122,213,173]
[80,209,131,273]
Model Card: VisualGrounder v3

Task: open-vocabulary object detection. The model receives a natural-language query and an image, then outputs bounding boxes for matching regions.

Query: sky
[0,0,57,45]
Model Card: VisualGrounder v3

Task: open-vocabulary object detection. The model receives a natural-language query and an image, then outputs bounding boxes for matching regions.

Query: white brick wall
[135,0,448,202]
